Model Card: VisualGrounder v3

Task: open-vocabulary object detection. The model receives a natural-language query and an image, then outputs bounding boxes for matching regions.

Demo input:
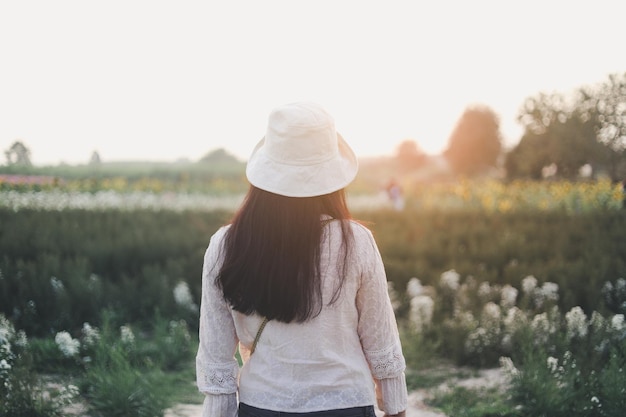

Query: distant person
[385,178,405,211]
[196,102,408,417]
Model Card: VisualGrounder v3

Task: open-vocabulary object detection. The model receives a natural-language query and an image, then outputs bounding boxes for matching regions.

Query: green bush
[428,386,520,417]
[1,314,77,417]
[0,208,229,335]
[79,313,195,417]
[498,311,626,417]
[365,209,626,315]
[2,207,625,338]
[83,348,167,417]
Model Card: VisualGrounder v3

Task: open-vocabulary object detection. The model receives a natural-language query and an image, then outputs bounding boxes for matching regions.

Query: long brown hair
[217,186,354,323]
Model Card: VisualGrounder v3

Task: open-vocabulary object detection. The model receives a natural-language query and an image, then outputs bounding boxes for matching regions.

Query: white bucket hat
[246,102,358,197]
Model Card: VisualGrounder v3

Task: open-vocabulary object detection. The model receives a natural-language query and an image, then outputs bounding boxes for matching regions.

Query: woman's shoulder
[340,219,377,249]
[204,224,231,256]
[346,218,374,236]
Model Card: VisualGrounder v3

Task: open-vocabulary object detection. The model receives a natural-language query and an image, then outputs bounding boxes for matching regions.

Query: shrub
[1,314,78,417]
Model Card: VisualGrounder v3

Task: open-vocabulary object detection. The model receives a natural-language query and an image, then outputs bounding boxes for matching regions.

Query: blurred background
[1,1,625,417]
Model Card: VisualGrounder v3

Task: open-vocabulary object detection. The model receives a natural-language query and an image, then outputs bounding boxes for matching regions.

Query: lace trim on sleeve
[365,341,406,379]
[196,361,239,394]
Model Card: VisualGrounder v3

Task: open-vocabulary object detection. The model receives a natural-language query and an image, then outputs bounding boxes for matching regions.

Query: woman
[196,102,408,417]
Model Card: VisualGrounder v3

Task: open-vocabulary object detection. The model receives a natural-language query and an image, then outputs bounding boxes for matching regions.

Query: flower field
[1,178,625,416]
[1,177,623,213]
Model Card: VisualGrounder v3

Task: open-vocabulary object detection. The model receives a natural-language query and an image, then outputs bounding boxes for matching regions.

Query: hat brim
[246,133,359,198]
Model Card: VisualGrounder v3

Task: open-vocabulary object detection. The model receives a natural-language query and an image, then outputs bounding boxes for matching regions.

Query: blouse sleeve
[355,226,408,415]
[195,227,239,417]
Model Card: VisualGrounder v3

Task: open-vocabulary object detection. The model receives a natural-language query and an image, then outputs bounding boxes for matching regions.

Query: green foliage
[0,191,625,414]
[4,141,32,167]
[505,339,626,417]
[428,386,519,417]
[1,314,76,417]
[83,349,167,417]
[364,209,626,315]
[27,338,81,374]
[399,324,439,372]
[404,363,476,391]
[0,159,248,194]
[598,348,626,416]
[79,313,195,417]
[2,207,625,336]
[0,372,69,417]
[0,208,229,335]
[428,386,520,417]
[133,315,195,371]
[509,72,626,181]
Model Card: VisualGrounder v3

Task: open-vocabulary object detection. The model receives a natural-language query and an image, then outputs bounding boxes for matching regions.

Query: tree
[578,72,626,181]
[198,148,240,165]
[507,93,592,179]
[444,105,502,176]
[89,150,102,165]
[516,92,570,136]
[5,140,32,166]
[504,131,550,179]
[507,74,625,180]
[394,140,427,173]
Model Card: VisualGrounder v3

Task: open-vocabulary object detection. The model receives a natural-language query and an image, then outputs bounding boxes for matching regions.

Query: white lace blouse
[196,219,408,416]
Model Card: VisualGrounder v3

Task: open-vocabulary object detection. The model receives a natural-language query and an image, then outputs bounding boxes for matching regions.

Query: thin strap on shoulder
[251,317,269,355]
[321,218,335,227]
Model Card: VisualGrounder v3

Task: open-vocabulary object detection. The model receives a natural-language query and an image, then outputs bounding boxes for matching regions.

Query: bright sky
[1,1,625,166]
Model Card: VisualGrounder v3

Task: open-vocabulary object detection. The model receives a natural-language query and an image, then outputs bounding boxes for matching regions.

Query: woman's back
[196,102,407,417]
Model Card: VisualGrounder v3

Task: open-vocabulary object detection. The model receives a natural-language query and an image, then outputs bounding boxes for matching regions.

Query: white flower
[0,314,15,345]
[532,281,560,309]
[14,330,28,348]
[457,311,478,328]
[500,285,518,310]
[465,304,503,354]
[465,327,488,353]
[610,314,625,332]
[503,306,527,335]
[541,282,559,302]
[547,356,559,373]
[0,359,11,371]
[440,269,460,291]
[589,311,605,333]
[55,331,80,358]
[173,281,198,312]
[50,276,65,293]
[120,325,135,345]
[565,306,588,340]
[530,313,553,345]
[169,320,191,342]
[521,275,537,294]
[82,323,100,347]
[409,295,434,333]
[482,302,502,328]
[406,277,423,298]
[478,282,492,299]
[54,384,80,407]
[501,334,513,351]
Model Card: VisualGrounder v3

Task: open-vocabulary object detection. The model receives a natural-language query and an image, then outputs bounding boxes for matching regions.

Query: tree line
[396,72,625,182]
[4,72,625,182]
